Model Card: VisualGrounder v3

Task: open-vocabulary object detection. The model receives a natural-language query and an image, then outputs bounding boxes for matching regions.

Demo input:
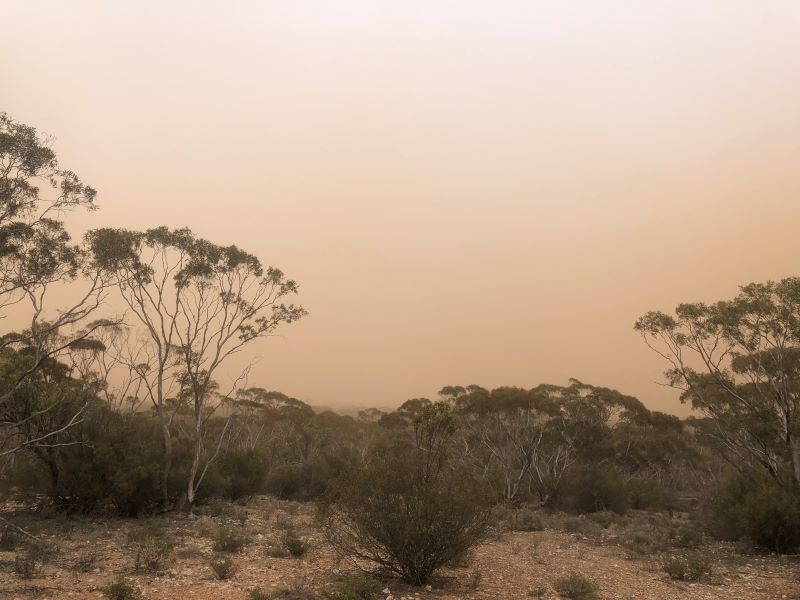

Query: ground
[0,497,798,600]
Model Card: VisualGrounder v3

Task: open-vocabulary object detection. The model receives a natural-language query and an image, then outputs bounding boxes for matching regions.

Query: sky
[3,1,800,414]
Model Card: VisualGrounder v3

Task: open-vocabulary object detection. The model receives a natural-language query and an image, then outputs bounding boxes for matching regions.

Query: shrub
[200,449,268,501]
[319,438,491,585]
[553,466,630,514]
[211,525,250,553]
[321,575,383,600]
[662,555,712,581]
[509,507,545,532]
[553,573,599,600]
[711,474,800,553]
[13,550,41,579]
[103,577,144,600]
[248,588,271,600]
[468,569,482,590]
[587,510,618,529]
[209,555,238,580]
[198,499,248,523]
[131,529,174,572]
[73,550,100,572]
[283,528,308,557]
[671,525,702,549]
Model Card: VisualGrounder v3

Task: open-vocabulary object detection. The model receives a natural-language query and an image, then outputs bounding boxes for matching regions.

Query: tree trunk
[791,438,800,485]
[154,401,173,507]
[186,414,203,513]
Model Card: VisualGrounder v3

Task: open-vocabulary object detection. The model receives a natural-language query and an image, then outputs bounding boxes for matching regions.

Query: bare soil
[0,497,798,599]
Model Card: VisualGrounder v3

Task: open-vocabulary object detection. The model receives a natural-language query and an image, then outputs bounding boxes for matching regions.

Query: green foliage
[132,528,174,572]
[320,432,491,585]
[209,555,238,580]
[210,524,250,553]
[102,577,143,600]
[321,575,383,600]
[662,555,712,581]
[200,449,267,501]
[553,573,599,600]
[554,465,631,514]
[248,588,271,600]
[711,474,800,552]
[507,507,545,532]
[283,528,307,557]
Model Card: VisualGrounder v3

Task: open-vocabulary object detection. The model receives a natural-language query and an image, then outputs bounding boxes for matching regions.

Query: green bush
[248,588,271,600]
[508,507,545,531]
[132,529,174,572]
[553,466,630,514]
[711,474,800,553]
[283,528,308,557]
[200,449,267,501]
[322,575,383,600]
[553,573,599,600]
[319,438,491,585]
[662,555,712,581]
[209,555,238,580]
[211,525,250,553]
[102,577,143,600]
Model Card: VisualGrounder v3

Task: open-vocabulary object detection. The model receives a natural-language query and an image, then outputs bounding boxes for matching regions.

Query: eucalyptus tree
[636,278,800,486]
[88,227,306,508]
[0,113,112,456]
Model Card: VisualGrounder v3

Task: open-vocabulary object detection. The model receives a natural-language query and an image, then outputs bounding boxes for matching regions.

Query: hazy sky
[3,1,800,414]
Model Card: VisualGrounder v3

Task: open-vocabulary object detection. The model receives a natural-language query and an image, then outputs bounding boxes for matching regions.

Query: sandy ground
[0,497,798,600]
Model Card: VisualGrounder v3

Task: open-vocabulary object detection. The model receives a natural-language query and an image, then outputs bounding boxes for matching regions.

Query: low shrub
[131,529,174,572]
[102,576,144,600]
[209,555,238,580]
[662,555,712,581]
[73,550,100,572]
[553,573,599,600]
[321,575,383,600]
[248,587,271,600]
[211,525,250,553]
[14,550,41,579]
[509,507,545,532]
[283,528,308,557]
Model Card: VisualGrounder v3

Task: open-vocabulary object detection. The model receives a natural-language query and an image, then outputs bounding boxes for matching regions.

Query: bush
[209,555,238,580]
[553,466,630,514]
[711,474,800,552]
[553,573,599,600]
[248,588,271,600]
[319,438,491,585]
[508,507,545,532]
[200,449,267,501]
[211,525,250,553]
[13,549,41,579]
[103,577,144,600]
[73,550,100,572]
[131,528,174,572]
[321,575,383,600]
[662,555,712,581]
[283,528,308,557]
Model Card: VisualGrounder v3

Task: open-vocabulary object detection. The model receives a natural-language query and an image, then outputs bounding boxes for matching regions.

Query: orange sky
[3,1,800,414]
